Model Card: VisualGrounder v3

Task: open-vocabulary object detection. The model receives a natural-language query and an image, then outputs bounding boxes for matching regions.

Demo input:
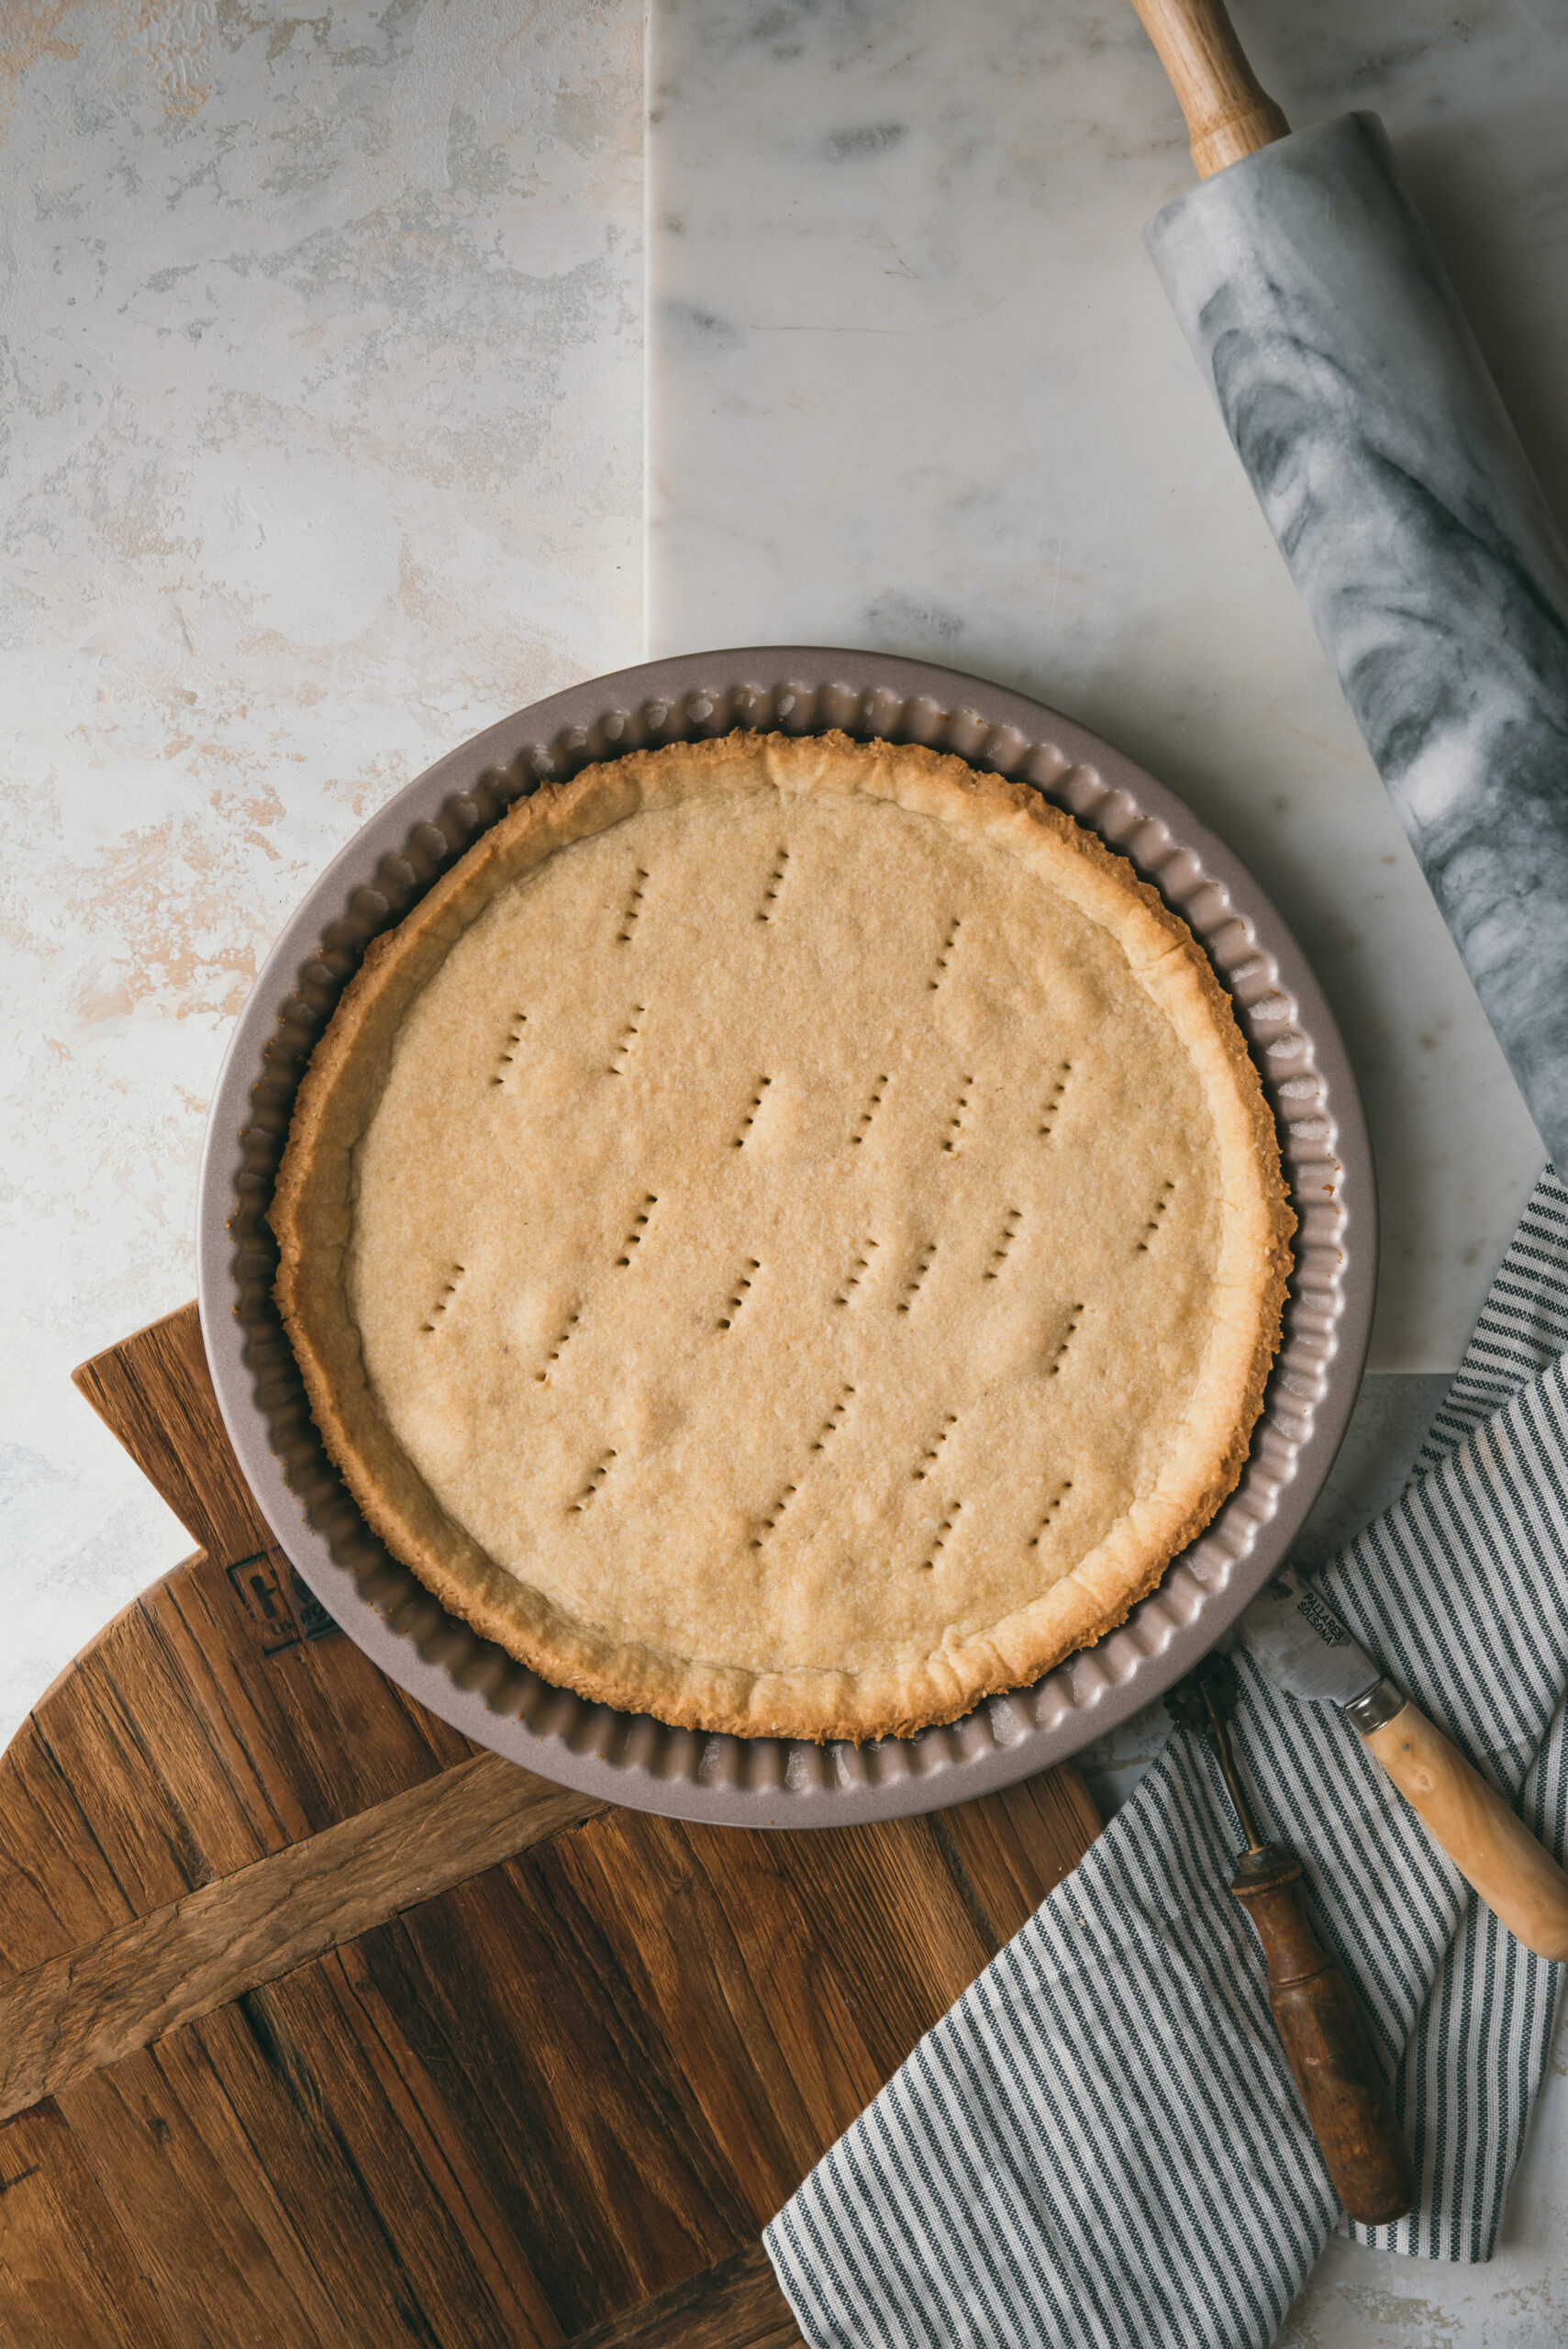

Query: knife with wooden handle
[1238,1571,1568,1962]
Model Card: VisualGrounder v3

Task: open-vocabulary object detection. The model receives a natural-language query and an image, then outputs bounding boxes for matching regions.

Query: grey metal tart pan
[197,648,1375,1827]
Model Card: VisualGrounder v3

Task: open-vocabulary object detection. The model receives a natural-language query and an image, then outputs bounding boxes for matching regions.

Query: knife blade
[1237,1568,1388,1716]
[1238,1569,1568,1962]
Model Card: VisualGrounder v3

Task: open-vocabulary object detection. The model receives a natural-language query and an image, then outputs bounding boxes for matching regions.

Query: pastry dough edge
[270,729,1295,1742]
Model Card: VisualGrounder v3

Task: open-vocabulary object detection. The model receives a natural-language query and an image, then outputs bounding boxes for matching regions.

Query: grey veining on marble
[1149,111,1568,1178]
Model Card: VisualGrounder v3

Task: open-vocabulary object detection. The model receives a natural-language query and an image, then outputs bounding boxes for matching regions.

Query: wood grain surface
[1126,0,1290,177]
[0,1302,1102,2346]
[1364,1701,1568,1962]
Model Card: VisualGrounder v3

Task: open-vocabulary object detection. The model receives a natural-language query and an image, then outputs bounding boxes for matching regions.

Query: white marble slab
[645,0,1568,1370]
[0,0,642,1754]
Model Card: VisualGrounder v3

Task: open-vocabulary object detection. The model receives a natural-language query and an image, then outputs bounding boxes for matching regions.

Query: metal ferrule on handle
[1342,1679,1405,1735]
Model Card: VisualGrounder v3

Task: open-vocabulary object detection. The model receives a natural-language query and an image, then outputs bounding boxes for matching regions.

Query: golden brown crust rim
[270,729,1295,1742]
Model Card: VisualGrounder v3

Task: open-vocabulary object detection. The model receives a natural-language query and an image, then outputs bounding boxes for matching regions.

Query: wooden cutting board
[0,1303,1102,2349]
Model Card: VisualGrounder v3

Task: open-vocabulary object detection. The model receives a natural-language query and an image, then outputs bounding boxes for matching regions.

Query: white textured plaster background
[1,0,641,1745]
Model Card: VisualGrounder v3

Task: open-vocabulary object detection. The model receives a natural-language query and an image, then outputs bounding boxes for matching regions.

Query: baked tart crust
[271,730,1294,1741]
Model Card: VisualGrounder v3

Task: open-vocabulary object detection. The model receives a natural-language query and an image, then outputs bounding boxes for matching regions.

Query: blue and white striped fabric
[767,1171,1568,2348]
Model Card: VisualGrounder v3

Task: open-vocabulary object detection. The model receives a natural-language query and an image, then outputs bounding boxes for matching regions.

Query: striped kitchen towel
[766,1169,1568,2349]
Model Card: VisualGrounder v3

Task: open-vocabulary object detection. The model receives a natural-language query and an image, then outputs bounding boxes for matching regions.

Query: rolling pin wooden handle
[1127,0,1290,178]
[1358,1698,1568,1964]
[1229,1847,1415,2224]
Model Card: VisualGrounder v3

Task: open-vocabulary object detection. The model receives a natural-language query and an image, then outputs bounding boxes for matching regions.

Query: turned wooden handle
[1362,1701,1568,1963]
[1127,0,1289,178]
[1230,1849,1414,2223]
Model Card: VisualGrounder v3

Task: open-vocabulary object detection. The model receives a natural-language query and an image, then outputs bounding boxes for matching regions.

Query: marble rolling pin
[1131,0,1568,1169]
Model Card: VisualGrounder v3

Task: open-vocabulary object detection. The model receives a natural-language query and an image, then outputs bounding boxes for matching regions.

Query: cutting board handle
[1230,1847,1414,2223]
[1127,0,1290,178]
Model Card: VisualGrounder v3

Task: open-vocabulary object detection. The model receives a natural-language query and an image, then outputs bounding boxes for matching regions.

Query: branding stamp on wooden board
[227,1547,339,1653]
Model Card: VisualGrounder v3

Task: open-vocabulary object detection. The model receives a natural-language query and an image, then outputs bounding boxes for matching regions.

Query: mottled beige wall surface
[1,0,641,1735]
